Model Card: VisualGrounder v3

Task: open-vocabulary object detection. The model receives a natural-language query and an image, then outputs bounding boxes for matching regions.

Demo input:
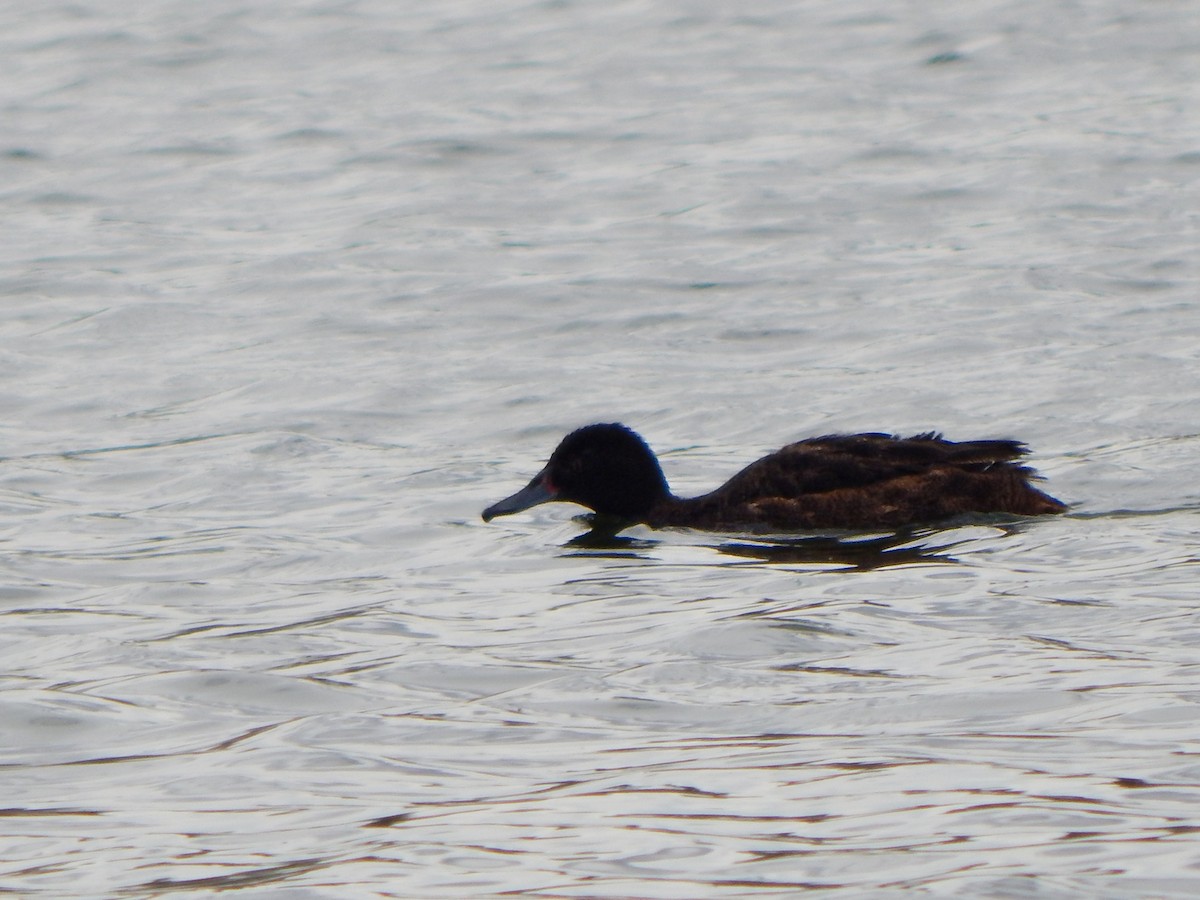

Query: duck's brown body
[482,424,1065,532]
[641,432,1064,531]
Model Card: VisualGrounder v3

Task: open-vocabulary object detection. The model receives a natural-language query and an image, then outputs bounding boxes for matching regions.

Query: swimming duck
[482,423,1065,531]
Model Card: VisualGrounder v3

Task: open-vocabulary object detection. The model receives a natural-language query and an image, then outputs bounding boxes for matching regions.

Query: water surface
[2,0,1199,896]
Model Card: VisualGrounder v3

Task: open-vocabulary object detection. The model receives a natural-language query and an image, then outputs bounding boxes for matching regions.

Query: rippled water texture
[3,0,1199,896]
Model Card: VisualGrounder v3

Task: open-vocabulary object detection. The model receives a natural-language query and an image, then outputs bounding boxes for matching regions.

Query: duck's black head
[482,423,670,522]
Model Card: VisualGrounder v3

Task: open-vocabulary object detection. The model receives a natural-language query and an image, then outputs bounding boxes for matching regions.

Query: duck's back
[653,432,1065,530]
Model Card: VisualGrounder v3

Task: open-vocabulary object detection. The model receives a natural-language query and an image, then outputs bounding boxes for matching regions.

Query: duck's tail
[911,434,1066,514]
[907,433,1030,465]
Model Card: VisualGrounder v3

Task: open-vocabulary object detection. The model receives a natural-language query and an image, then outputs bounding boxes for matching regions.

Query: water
[2,0,1199,896]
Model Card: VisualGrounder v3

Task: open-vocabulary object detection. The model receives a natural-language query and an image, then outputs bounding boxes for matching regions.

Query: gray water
[3,1,1200,897]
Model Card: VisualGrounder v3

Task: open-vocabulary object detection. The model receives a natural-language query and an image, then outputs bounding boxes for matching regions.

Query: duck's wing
[710,432,1031,502]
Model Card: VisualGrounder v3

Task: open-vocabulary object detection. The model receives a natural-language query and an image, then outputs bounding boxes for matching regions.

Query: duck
[482,423,1066,531]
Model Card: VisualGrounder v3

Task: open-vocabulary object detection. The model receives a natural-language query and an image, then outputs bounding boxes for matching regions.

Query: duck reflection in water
[563,520,1005,569]
[484,423,1065,535]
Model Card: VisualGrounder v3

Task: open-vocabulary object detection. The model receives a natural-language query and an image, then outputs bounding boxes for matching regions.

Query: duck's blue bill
[482,470,556,521]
